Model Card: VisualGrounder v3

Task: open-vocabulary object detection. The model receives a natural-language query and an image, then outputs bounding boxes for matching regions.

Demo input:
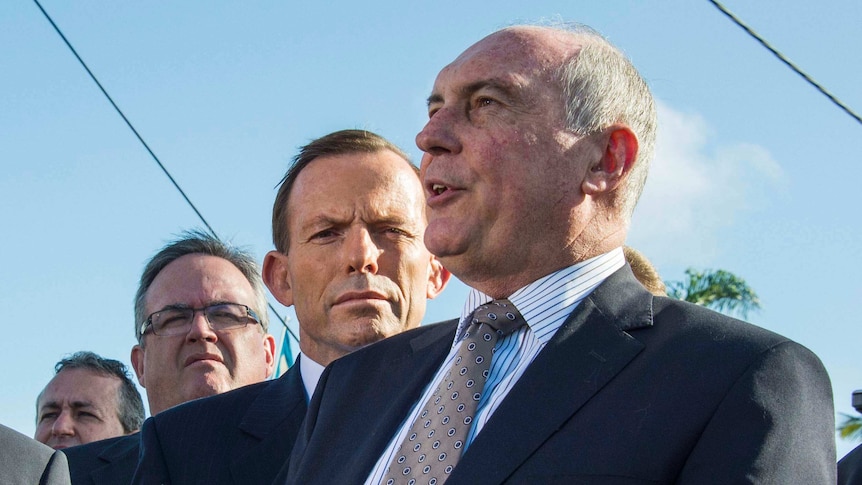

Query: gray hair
[37,351,145,433]
[553,23,657,219]
[134,229,270,342]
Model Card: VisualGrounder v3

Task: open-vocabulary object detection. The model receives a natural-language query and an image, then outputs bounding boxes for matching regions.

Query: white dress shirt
[299,352,325,402]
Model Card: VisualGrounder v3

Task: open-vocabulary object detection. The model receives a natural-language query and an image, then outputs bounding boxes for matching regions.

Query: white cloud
[627,100,786,266]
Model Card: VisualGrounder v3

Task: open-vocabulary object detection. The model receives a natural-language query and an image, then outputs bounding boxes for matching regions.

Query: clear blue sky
[2,0,860,459]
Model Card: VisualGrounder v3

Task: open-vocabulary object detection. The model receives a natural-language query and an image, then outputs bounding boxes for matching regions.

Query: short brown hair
[271,130,415,254]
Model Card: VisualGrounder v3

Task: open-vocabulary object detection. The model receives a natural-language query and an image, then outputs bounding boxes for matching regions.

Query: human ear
[130,345,146,388]
[582,126,639,195]
[262,334,276,378]
[425,256,451,299]
[262,251,294,307]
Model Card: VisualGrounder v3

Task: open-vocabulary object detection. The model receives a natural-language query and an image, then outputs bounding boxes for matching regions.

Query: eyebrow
[38,402,61,412]
[156,303,193,311]
[301,213,348,232]
[39,400,95,412]
[426,79,517,108]
[68,400,96,410]
[155,301,233,311]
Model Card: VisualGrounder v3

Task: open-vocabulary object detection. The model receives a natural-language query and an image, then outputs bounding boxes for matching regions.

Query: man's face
[35,368,127,449]
[416,27,597,294]
[131,254,275,415]
[264,150,447,366]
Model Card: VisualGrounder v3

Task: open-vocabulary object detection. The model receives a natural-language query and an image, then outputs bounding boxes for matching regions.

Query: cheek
[291,262,330,300]
[145,342,180,375]
[226,334,262,366]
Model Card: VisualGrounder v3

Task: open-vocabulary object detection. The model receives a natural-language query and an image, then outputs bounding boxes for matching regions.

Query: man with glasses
[63,231,275,485]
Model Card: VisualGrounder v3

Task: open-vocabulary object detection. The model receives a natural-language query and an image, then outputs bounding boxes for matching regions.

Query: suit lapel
[90,435,139,485]
[229,362,307,484]
[337,320,459,479]
[451,267,653,484]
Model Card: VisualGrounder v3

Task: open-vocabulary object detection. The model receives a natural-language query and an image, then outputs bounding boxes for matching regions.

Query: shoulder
[152,378,274,428]
[312,319,458,399]
[329,319,458,370]
[63,434,138,470]
[650,295,805,355]
[0,424,70,485]
[840,443,862,485]
[64,435,138,484]
[0,423,53,459]
[0,423,54,464]
[589,266,799,360]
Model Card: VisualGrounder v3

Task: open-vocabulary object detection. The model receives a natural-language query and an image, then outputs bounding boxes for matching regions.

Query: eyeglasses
[140,303,260,337]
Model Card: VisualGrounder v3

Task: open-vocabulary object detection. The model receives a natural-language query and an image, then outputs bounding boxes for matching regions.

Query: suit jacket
[840,443,862,485]
[283,266,836,484]
[0,423,71,485]
[63,434,139,485]
[132,360,306,485]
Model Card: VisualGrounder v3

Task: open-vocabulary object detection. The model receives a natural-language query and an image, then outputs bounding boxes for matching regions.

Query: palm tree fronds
[838,414,862,441]
[666,268,761,319]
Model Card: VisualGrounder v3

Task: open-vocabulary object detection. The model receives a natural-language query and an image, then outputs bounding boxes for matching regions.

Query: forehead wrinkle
[296,208,355,238]
[430,63,536,107]
[38,400,61,410]
[69,400,97,410]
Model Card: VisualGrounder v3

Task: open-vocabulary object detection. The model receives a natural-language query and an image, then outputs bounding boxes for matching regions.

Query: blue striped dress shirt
[365,248,625,484]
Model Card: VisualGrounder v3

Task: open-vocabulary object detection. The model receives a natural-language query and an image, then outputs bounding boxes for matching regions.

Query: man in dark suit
[284,25,836,484]
[63,231,277,484]
[131,129,450,484]
[1,423,71,485]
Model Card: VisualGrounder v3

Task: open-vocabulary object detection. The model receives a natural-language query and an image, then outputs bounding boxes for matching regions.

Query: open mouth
[431,183,448,195]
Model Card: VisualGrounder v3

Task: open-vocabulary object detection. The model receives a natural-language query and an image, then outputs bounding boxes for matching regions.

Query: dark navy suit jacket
[63,434,138,485]
[133,360,306,484]
[283,266,836,484]
[840,444,862,485]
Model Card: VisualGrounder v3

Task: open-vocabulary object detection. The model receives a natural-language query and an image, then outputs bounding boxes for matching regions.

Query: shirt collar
[457,248,626,343]
[299,352,326,402]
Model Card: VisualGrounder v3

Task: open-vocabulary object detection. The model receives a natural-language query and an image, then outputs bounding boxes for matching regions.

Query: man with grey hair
[35,351,144,449]
[284,24,835,484]
[129,229,274,415]
[63,230,275,485]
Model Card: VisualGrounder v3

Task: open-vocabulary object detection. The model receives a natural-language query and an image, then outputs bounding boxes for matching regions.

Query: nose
[415,107,461,157]
[344,228,380,275]
[186,311,218,343]
[51,411,75,437]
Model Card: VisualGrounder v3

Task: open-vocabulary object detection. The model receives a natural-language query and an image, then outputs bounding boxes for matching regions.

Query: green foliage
[838,414,862,442]
[666,268,761,319]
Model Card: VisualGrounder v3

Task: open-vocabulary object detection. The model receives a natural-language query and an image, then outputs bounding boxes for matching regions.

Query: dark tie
[383,299,527,485]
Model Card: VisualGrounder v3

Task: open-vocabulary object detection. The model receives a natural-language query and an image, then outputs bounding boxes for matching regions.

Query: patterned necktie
[383,299,527,485]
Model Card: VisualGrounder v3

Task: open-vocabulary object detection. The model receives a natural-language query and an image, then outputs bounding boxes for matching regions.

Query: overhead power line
[708,0,861,126]
[32,0,298,345]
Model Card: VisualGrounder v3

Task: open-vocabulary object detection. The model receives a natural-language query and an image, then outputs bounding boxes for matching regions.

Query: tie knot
[469,299,526,337]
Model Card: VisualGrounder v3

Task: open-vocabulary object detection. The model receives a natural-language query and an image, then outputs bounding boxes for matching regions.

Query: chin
[186,376,231,400]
